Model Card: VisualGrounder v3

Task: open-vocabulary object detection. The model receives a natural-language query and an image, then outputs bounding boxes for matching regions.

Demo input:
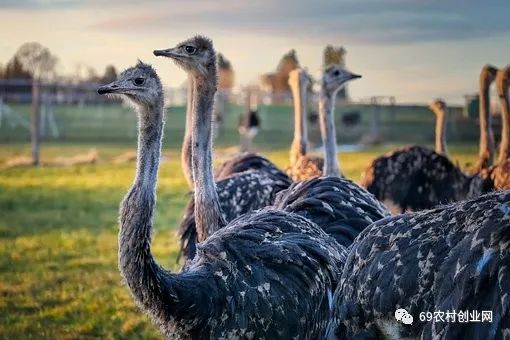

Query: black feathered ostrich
[274,65,390,247]
[327,189,510,339]
[99,59,345,338]
[155,37,291,260]
[360,98,484,214]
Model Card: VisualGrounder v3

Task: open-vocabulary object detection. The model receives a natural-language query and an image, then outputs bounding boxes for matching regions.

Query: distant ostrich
[360,99,483,214]
[100,59,345,338]
[428,99,449,156]
[286,68,324,181]
[490,65,510,190]
[155,37,292,260]
[274,65,390,247]
[475,64,498,172]
[326,189,510,339]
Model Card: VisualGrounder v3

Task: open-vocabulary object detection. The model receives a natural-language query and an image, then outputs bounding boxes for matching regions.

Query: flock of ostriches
[96,36,510,339]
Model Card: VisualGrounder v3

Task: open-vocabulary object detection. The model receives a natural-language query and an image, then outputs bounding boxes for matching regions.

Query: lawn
[0,142,480,339]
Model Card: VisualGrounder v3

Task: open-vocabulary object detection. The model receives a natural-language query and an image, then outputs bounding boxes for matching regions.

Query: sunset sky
[1,0,509,104]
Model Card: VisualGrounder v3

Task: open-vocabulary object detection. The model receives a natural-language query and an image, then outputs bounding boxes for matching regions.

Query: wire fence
[0,79,491,150]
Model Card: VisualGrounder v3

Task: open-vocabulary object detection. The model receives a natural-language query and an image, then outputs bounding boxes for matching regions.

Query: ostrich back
[162,209,345,339]
[286,154,324,181]
[214,152,291,183]
[361,145,477,213]
[179,170,291,260]
[274,176,390,247]
[328,189,510,339]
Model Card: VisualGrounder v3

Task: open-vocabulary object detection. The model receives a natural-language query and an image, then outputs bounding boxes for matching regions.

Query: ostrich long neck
[497,78,510,163]
[479,80,495,167]
[289,75,308,165]
[319,88,341,177]
[181,76,194,189]
[434,109,448,156]
[118,97,211,323]
[118,99,175,313]
[191,73,225,242]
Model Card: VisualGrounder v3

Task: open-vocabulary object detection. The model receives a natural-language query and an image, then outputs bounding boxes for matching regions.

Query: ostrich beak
[153,48,180,58]
[97,81,121,94]
[349,73,362,80]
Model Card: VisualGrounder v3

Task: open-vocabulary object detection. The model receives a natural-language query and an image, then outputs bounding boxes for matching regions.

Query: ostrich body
[327,189,510,339]
[156,38,291,260]
[361,145,482,214]
[101,60,345,338]
[361,99,482,214]
[286,68,324,181]
[490,66,510,190]
[274,65,389,247]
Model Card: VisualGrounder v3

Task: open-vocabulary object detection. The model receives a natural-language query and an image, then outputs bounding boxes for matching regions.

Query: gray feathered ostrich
[327,189,510,339]
[286,68,324,181]
[274,65,390,247]
[98,60,345,338]
[155,37,291,260]
[360,98,484,214]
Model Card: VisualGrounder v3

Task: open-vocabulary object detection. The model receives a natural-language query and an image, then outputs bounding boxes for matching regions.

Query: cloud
[86,0,510,45]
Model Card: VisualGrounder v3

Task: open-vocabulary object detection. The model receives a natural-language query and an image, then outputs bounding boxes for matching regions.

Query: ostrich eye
[333,70,340,77]
[184,45,197,54]
[134,77,145,86]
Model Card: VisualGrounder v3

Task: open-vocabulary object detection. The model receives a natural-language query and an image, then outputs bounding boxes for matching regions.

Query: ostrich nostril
[112,84,119,88]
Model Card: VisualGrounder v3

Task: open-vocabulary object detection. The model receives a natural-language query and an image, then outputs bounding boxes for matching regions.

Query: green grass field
[0,142,480,339]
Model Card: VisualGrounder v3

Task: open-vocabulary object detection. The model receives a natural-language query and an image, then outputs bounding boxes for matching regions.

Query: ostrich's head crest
[154,35,216,77]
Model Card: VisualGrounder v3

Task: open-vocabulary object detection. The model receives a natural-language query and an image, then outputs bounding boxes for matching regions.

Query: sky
[0,0,509,104]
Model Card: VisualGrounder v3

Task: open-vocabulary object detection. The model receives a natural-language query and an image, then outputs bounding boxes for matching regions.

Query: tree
[323,45,348,100]
[3,56,32,79]
[217,53,234,90]
[323,45,346,67]
[274,49,300,92]
[14,42,58,166]
[15,42,58,80]
[101,65,118,84]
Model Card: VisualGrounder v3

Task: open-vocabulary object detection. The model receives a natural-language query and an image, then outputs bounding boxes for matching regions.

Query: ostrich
[326,189,510,339]
[475,64,498,172]
[100,60,345,338]
[428,99,448,156]
[154,37,291,259]
[286,68,324,181]
[490,65,510,190]
[181,76,284,186]
[360,98,483,214]
[178,62,287,186]
[274,65,390,247]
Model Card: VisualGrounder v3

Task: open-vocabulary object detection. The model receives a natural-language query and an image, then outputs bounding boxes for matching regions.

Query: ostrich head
[496,66,510,96]
[154,35,217,78]
[97,61,162,107]
[480,64,498,87]
[429,99,447,115]
[322,65,361,96]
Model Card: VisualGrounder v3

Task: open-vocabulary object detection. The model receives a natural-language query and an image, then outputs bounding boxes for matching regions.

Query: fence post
[31,79,41,166]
